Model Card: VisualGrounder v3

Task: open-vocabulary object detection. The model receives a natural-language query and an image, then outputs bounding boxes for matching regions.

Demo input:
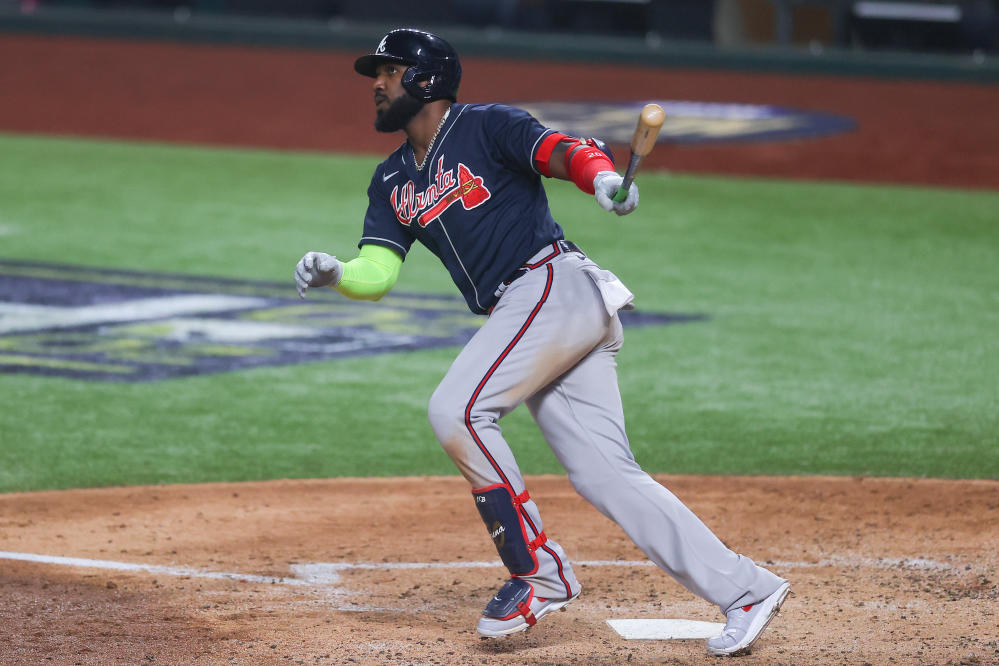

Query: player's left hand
[593,171,639,216]
[295,251,343,298]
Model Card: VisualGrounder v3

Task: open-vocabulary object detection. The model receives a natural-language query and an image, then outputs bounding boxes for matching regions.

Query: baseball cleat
[476,578,580,638]
[706,581,790,657]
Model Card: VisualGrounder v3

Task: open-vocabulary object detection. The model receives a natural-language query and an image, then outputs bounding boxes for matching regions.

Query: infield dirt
[1,33,997,665]
[2,475,997,664]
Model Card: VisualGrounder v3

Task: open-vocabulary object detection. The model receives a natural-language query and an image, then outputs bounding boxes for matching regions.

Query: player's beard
[375,92,424,133]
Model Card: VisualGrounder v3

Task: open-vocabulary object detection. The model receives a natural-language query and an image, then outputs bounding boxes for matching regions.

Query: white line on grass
[0,550,965,588]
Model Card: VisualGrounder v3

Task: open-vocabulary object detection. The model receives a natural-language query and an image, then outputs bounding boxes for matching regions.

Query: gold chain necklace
[414,107,450,172]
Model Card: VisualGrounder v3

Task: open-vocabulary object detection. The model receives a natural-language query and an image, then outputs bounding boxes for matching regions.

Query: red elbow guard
[566,143,615,195]
[534,132,569,178]
[534,133,615,193]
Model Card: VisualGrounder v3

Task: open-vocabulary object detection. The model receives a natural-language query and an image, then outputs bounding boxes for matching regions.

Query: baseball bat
[613,103,666,202]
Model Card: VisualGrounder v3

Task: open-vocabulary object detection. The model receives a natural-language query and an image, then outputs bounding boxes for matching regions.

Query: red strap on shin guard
[512,489,547,551]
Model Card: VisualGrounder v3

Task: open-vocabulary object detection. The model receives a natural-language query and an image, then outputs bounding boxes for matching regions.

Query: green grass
[1,133,997,491]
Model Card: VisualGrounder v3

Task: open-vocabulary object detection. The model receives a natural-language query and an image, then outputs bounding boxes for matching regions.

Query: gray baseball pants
[427,245,786,611]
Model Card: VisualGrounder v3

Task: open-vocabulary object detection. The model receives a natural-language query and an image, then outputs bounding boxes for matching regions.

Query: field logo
[519,100,855,145]
[0,260,703,382]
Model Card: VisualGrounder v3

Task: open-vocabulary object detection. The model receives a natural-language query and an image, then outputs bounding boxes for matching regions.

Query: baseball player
[295,28,790,656]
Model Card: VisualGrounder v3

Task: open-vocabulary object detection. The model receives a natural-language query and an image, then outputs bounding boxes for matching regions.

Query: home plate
[606,618,725,640]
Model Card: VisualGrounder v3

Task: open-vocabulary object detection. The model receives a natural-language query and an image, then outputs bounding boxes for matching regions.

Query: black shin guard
[472,484,546,575]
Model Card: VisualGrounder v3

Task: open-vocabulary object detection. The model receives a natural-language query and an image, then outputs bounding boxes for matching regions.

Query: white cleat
[706,581,790,656]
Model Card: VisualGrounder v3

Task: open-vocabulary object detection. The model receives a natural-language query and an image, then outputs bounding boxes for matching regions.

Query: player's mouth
[374,94,388,106]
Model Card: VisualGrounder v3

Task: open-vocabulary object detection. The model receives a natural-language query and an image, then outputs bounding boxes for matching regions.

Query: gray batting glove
[593,170,639,216]
[295,251,343,299]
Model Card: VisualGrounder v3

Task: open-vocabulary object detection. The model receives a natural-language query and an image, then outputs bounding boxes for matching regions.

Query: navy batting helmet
[354,28,461,103]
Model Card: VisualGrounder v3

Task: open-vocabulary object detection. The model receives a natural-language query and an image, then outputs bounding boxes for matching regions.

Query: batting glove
[593,171,639,217]
[295,251,343,298]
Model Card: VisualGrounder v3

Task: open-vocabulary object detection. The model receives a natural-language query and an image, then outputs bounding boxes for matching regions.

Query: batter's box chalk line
[0,550,312,586]
[606,618,725,640]
[2,551,976,592]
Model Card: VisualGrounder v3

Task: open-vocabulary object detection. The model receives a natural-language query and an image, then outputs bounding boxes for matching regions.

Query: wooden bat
[613,103,666,202]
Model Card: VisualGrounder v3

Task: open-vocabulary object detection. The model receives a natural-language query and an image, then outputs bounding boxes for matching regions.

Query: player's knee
[566,471,596,501]
[568,460,653,517]
[427,385,465,446]
[566,470,615,513]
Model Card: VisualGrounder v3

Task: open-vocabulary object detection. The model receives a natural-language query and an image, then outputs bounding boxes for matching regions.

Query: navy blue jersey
[359,103,564,314]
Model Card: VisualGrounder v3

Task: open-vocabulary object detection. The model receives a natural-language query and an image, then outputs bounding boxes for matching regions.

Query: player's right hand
[295,251,344,298]
[593,171,639,216]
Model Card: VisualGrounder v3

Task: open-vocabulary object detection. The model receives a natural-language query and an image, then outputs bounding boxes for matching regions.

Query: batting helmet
[354,28,461,103]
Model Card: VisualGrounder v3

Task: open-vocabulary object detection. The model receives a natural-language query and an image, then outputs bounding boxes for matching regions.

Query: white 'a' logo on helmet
[376,37,388,53]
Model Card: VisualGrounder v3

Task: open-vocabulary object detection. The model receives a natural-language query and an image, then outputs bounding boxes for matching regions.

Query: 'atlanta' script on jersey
[390,155,491,227]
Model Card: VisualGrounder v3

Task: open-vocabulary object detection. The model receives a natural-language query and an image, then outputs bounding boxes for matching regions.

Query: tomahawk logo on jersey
[390,158,491,227]
[359,103,567,314]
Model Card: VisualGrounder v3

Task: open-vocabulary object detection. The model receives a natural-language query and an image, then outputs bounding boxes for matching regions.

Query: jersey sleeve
[483,104,555,177]
[358,168,416,258]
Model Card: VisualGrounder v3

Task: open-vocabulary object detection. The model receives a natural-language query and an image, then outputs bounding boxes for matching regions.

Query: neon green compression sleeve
[332,243,403,301]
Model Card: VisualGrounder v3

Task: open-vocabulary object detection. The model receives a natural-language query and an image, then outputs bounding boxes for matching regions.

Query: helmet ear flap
[402,66,442,103]
[400,66,425,101]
